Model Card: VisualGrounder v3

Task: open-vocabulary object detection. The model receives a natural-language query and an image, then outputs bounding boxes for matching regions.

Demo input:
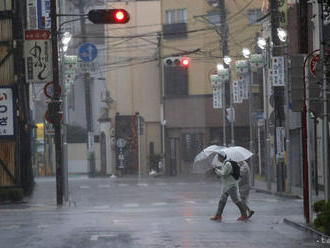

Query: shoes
[248,210,255,218]
[210,215,222,221]
[237,215,248,221]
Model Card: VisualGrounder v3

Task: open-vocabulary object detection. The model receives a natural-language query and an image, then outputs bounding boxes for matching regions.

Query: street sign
[78,61,100,73]
[276,127,285,160]
[250,54,264,71]
[235,60,249,74]
[212,87,222,109]
[44,120,54,135]
[217,68,229,81]
[24,30,53,83]
[37,0,51,29]
[233,81,242,103]
[64,55,78,90]
[238,75,248,100]
[43,81,61,99]
[210,74,222,88]
[0,87,16,139]
[79,43,98,62]
[272,56,285,86]
[226,107,235,122]
[27,0,38,29]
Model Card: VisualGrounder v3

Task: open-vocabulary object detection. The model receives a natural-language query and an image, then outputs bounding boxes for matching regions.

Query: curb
[283,218,330,240]
[253,187,302,199]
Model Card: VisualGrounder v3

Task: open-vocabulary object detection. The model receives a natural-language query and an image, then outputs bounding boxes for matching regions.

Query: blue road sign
[79,43,98,62]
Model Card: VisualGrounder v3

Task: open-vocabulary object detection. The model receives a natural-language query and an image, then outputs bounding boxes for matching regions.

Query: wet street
[0,176,320,248]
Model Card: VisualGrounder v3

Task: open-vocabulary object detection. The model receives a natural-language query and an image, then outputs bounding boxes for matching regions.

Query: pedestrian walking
[210,151,248,222]
[238,160,255,218]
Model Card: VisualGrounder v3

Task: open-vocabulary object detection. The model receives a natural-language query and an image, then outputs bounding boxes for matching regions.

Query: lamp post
[224,56,235,146]
[242,48,255,186]
[258,37,272,191]
[217,63,227,146]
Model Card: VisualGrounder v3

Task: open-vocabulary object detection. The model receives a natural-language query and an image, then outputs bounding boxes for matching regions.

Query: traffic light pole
[79,3,95,177]
[50,0,64,206]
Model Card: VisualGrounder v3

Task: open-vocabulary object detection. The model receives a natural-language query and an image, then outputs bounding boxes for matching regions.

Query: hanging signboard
[250,54,264,71]
[217,68,229,81]
[276,127,285,160]
[64,55,78,90]
[0,87,16,139]
[238,75,249,100]
[212,87,222,109]
[210,74,222,88]
[27,0,38,29]
[233,81,242,103]
[272,56,285,86]
[37,0,51,29]
[235,60,249,74]
[24,30,53,83]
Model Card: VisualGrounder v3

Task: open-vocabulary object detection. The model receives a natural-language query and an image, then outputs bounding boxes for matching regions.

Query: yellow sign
[36,123,44,140]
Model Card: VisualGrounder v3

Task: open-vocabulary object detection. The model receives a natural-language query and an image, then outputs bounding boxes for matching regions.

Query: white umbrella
[192,145,225,173]
[221,146,253,162]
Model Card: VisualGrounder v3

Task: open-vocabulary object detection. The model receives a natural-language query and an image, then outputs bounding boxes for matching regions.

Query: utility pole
[79,2,95,177]
[318,0,330,202]
[269,0,286,192]
[50,0,64,206]
[218,0,229,146]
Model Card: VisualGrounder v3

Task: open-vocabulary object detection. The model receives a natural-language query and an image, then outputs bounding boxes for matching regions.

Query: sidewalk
[253,177,330,241]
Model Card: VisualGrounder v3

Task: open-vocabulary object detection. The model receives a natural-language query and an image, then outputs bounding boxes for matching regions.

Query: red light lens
[181,57,190,67]
[115,10,125,21]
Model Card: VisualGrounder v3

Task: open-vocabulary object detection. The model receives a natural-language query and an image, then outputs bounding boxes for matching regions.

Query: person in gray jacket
[238,160,254,218]
[210,151,248,222]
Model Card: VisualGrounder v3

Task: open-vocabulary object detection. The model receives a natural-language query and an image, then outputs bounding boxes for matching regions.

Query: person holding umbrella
[210,151,248,222]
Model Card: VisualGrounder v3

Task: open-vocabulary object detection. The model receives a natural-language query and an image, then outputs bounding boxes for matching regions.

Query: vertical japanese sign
[276,127,285,160]
[272,56,285,86]
[212,87,223,109]
[233,81,242,103]
[64,55,78,91]
[0,87,16,138]
[24,30,53,83]
[37,0,51,29]
[238,76,249,100]
[27,0,38,29]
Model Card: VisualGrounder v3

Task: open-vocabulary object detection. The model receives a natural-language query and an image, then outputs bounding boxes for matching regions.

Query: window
[181,133,204,162]
[247,9,262,24]
[166,9,187,24]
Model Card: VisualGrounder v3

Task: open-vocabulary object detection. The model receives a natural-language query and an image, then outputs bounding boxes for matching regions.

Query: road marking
[184,200,196,205]
[85,210,112,213]
[137,183,148,187]
[123,203,139,208]
[79,185,90,189]
[184,218,195,223]
[90,234,116,241]
[93,205,110,209]
[98,185,110,188]
[151,202,167,206]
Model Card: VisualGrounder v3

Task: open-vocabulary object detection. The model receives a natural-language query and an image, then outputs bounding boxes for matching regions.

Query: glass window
[247,9,262,24]
[166,9,187,24]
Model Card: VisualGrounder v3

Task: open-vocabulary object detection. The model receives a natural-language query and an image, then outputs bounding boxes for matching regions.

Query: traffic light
[163,57,191,68]
[88,9,130,24]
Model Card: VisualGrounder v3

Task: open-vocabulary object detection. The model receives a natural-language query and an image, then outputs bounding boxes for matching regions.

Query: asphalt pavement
[0,175,325,248]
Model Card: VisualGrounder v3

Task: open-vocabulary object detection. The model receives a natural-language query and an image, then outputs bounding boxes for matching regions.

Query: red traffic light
[88,9,130,24]
[181,57,191,67]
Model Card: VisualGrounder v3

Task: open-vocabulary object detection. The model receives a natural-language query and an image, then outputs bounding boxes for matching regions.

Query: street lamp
[257,37,267,50]
[223,56,234,146]
[242,47,254,186]
[242,48,251,59]
[217,63,224,71]
[217,63,226,146]
[277,28,287,42]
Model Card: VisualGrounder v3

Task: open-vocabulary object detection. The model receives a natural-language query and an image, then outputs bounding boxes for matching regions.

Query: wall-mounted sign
[0,87,16,139]
[24,30,53,83]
